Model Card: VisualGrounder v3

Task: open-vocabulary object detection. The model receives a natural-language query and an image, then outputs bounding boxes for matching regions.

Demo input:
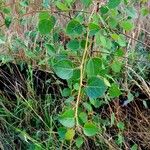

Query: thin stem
[75,6,96,127]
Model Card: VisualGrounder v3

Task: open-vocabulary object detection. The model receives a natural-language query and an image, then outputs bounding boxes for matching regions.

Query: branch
[90,2,100,56]
[119,32,150,49]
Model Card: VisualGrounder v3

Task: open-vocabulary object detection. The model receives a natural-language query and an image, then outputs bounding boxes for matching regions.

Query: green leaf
[107,0,122,9]
[99,35,107,47]
[65,129,75,140]
[45,44,56,56]
[88,22,100,35]
[86,58,102,77]
[131,144,138,150]
[120,20,134,31]
[66,20,83,36]
[127,92,134,102]
[80,40,90,49]
[43,0,50,8]
[117,121,125,130]
[39,12,50,20]
[108,17,118,29]
[79,112,88,123]
[126,7,138,18]
[111,61,122,73]
[85,77,107,99]
[141,7,149,16]
[20,0,29,7]
[70,69,80,81]
[116,134,124,145]
[75,137,84,148]
[115,49,125,57]
[65,0,74,6]
[103,78,111,87]
[5,16,12,28]
[100,6,109,14]
[3,8,11,14]
[38,16,55,34]
[73,83,80,90]
[117,34,126,47]
[67,39,80,51]
[65,96,74,104]
[0,39,5,44]
[83,122,99,136]
[53,59,73,79]
[83,102,93,112]
[90,99,101,108]
[28,143,43,150]
[56,1,69,11]
[111,33,119,40]
[96,33,112,49]
[58,127,67,139]
[62,88,71,97]
[59,109,75,128]
[80,0,92,7]
[109,83,121,98]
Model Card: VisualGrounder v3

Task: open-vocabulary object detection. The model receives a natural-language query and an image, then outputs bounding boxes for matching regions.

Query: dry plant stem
[90,2,100,56]
[75,7,96,127]
[127,66,150,98]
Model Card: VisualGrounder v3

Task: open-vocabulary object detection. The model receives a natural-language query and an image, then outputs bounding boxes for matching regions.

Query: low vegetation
[0,0,150,150]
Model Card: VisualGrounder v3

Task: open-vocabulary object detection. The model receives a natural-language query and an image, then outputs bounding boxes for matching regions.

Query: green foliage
[86,58,102,77]
[83,122,99,136]
[117,122,125,130]
[126,7,138,18]
[66,19,83,36]
[0,0,149,149]
[58,127,67,140]
[88,23,100,35]
[55,1,69,11]
[67,39,80,51]
[107,0,122,9]
[116,134,124,145]
[80,0,92,7]
[38,12,56,34]
[100,6,109,14]
[59,109,75,128]
[120,20,135,31]
[65,129,75,140]
[75,137,84,148]
[53,59,74,79]
[45,44,56,56]
[109,83,121,98]
[79,112,88,123]
[62,88,71,97]
[141,7,149,16]
[5,16,12,28]
[131,144,138,150]
[111,61,122,73]
[85,77,107,99]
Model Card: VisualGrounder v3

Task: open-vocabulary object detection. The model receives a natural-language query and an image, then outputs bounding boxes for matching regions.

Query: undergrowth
[0,0,150,150]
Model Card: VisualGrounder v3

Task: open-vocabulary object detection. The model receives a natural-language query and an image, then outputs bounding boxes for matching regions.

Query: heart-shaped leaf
[83,122,99,136]
[107,0,122,9]
[120,20,134,31]
[66,20,83,36]
[38,15,56,34]
[65,129,75,140]
[86,58,102,77]
[85,77,107,99]
[53,59,73,79]
[59,109,75,128]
